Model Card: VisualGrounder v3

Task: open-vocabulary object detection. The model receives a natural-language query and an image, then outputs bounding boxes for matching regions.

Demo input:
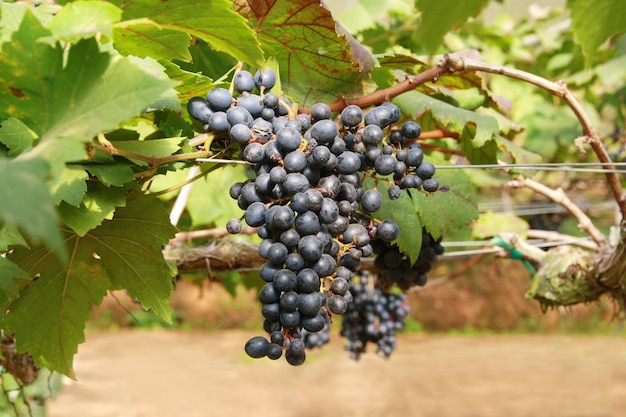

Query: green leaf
[0,12,175,142]
[0,256,30,307]
[6,253,112,378]
[394,91,500,164]
[236,0,376,106]
[87,194,177,319]
[415,0,491,54]
[84,164,135,187]
[6,194,177,377]
[0,224,28,251]
[50,165,89,206]
[364,178,422,264]
[113,21,191,62]
[0,157,67,261]
[116,0,264,65]
[58,185,128,236]
[45,0,122,43]
[0,117,37,157]
[0,2,59,44]
[163,61,214,104]
[567,0,626,58]
[411,161,479,239]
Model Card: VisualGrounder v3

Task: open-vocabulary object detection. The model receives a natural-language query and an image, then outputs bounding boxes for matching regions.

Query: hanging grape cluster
[341,272,411,360]
[187,68,442,365]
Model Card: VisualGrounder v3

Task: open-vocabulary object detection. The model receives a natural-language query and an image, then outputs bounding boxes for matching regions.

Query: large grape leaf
[162,61,214,104]
[415,0,493,54]
[235,0,376,106]
[410,160,479,239]
[58,185,128,236]
[0,2,59,44]
[113,21,191,62]
[363,178,422,264]
[113,0,263,65]
[567,0,626,58]
[0,157,67,261]
[5,194,177,377]
[394,91,500,164]
[45,0,122,43]
[0,11,175,142]
[0,117,37,157]
[0,257,30,306]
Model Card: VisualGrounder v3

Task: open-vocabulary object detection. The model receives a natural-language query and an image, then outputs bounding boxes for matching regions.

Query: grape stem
[442,53,626,231]
[507,176,607,249]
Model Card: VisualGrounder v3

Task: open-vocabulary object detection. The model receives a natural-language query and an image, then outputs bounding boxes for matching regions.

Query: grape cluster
[373,229,444,290]
[341,273,411,360]
[187,67,441,365]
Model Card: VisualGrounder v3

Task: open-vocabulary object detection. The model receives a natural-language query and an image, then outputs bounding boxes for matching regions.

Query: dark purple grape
[254,68,277,90]
[405,148,424,167]
[206,88,233,111]
[258,282,280,304]
[311,253,336,278]
[377,220,400,242]
[327,295,348,314]
[374,154,396,176]
[330,277,349,296]
[285,346,306,366]
[269,166,287,183]
[295,210,321,235]
[319,197,339,224]
[360,189,382,213]
[401,121,422,138]
[237,94,264,117]
[208,111,229,133]
[298,234,323,262]
[311,103,331,121]
[361,124,384,146]
[285,252,305,272]
[226,218,243,234]
[263,92,280,108]
[229,123,252,145]
[283,173,310,195]
[302,314,326,332]
[276,127,302,152]
[280,310,301,329]
[296,268,321,293]
[245,336,270,358]
[273,269,297,292]
[416,162,436,179]
[388,184,401,200]
[336,151,362,174]
[280,228,301,248]
[234,70,255,94]
[310,119,338,144]
[226,106,253,127]
[284,151,307,173]
[187,97,213,123]
[243,142,265,163]
[340,104,363,128]
[280,291,300,311]
[422,178,439,192]
[267,343,283,360]
[298,293,323,316]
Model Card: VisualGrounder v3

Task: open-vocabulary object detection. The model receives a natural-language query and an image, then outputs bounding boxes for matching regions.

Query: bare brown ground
[47,330,626,417]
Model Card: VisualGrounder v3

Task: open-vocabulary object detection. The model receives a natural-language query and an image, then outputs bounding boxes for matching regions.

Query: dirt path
[47,330,626,417]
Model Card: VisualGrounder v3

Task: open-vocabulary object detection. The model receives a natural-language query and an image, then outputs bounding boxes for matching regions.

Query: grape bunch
[373,229,444,290]
[341,272,411,360]
[187,67,441,365]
